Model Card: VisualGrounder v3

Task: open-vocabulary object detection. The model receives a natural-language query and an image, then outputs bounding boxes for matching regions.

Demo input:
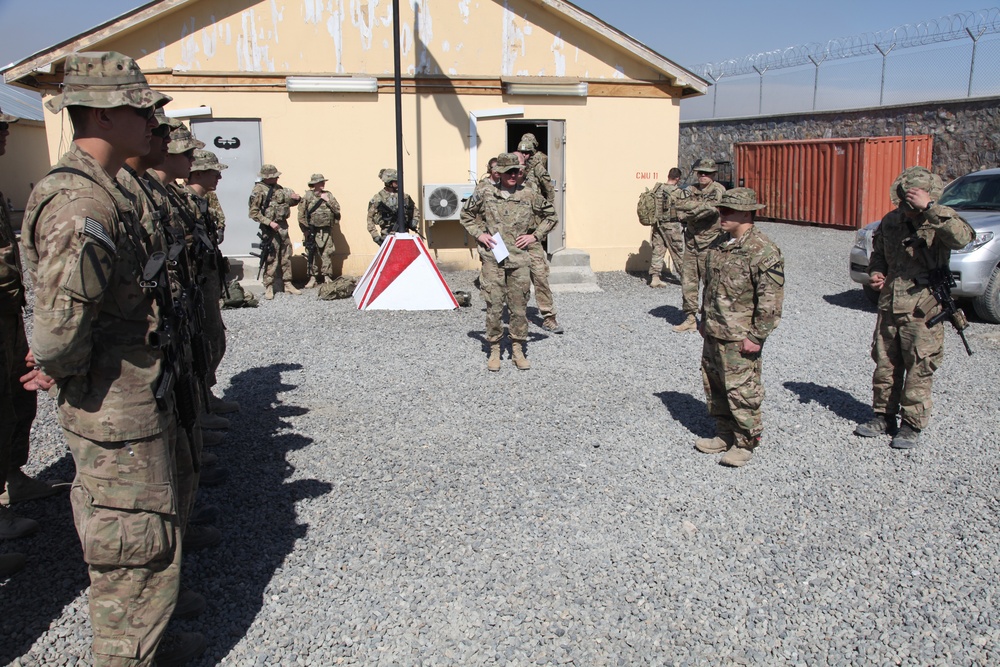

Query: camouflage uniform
[298,175,341,282]
[0,184,37,502]
[460,155,558,347]
[680,179,726,316]
[517,140,559,327]
[206,192,225,243]
[248,167,298,290]
[367,169,418,244]
[21,52,179,666]
[649,182,688,280]
[867,168,974,431]
[700,189,784,454]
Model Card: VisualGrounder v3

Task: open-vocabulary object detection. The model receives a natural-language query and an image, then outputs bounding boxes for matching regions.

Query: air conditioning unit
[422,183,476,221]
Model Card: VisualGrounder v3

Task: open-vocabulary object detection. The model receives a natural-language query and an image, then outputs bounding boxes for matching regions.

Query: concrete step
[550,248,593,268]
[548,248,602,293]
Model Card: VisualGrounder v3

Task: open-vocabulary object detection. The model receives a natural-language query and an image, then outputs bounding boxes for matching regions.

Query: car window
[940,174,1000,209]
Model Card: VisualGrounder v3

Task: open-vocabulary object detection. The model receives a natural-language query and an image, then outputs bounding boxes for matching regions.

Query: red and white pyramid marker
[353,233,459,310]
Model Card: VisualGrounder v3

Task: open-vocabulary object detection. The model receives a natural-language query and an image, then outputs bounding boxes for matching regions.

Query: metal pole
[809,55,825,111]
[753,66,767,115]
[709,73,723,118]
[875,44,893,107]
[966,27,985,98]
[392,0,406,234]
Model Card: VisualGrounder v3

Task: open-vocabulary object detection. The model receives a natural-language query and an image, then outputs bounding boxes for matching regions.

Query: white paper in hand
[491,232,509,262]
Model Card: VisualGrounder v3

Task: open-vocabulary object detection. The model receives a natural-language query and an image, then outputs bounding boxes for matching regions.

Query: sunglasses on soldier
[131,106,157,122]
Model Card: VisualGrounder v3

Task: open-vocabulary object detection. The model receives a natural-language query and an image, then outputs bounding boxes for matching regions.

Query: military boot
[0,506,39,539]
[695,433,733,454]
[172,589,207,620]
[487,344,502,372]
[854,413,897,438]
[304,276,317,289]
[154,631,207,667]
[198,412,230,430]
[264,286,274,300]
[201,430,225,446]
[0,552,26,578]
[286,284,302,295]
[649,274,666,288]
[673,315,698,332]
[890,421,921,449]
[210,394,240,414]
[0,469,63,505]
[511,341,531,370]
[720,446,753,467]
[183,525,221,552]
[542,317,564,334]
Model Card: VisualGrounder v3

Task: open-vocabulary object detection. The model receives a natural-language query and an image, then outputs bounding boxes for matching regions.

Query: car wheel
[973,263,1000,324]
[862,284,880,306]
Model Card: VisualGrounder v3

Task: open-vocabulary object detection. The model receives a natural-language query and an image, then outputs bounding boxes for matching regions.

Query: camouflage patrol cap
[0,106,18,124]
[44,51,171,113]
[259,164,281,178]
[380,168,398,183]
[520,133,539,149]
[191,149,228,172]
[167,125,205,154]
[692,158,718,173]
[496,152,523,173]
[517,140,535,153]
[891,166,944,206]
[718,187,766,211]
[308,173,327,186]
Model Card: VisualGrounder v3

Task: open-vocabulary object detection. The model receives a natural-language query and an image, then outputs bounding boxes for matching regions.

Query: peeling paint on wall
[614,65,625,79]
[500,1,526,76]
[350,0,376,51]
[239,9,275,72]
[458,0,470,24]
[551,33,565,77]
[304,0,324,24]
[203,16,219,59]
[271,0,284,43]
[329,0,345,73]
[156,43,166,69]
[180,18,200,69]
[225,23,232,46]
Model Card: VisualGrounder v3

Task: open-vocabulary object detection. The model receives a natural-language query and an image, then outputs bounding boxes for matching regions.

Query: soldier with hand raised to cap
[249,164,301,300]
[20,51,205,666]
[695,188,784,468]
[675,158,727,332]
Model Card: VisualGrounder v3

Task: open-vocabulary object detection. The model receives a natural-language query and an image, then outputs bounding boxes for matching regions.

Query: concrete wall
[0,120,51,228]
[679,97,1000,184]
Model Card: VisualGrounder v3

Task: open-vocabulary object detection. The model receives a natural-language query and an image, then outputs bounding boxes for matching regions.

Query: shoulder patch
[82,217,116,254]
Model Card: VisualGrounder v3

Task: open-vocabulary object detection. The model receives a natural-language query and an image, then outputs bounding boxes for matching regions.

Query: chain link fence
[682,9,1000,120]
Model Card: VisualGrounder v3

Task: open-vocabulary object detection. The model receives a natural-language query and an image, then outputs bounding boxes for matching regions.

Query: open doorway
[506,120,566,253]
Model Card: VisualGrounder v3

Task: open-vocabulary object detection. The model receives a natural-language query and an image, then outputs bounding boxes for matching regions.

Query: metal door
[190,119,262,257]
[546,120,566,253]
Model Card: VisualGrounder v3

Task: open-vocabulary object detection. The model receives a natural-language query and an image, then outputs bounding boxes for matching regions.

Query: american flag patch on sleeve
[82,217,116,253]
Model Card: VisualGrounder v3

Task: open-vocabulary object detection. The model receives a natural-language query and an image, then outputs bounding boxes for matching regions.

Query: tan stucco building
[4,0,705,275]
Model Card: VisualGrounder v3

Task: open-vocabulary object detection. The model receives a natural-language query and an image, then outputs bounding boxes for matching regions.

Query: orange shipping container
[734,136,933,229]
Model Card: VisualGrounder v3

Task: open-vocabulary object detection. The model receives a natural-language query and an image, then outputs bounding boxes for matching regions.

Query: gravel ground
[3,221,1000,666]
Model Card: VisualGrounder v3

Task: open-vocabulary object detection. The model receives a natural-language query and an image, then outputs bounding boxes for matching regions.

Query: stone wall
[680,97,1000,183]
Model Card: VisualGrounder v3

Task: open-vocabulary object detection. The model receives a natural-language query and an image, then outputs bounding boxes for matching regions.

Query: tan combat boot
[264,286,274,300]
[694,433,732,454]
[673,314,697,332]
[720,446,753,467]
[286,283,302,295]
[487,344,502,372]
[649,274,666,288]
[304,276,317,289]
[511,341,531,370]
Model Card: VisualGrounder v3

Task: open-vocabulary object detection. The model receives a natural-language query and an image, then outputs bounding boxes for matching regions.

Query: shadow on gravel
[654,391,714,439]
[466,329,549,353]
[823,289,876,312]
[0,451,86,667]
[649,304,686,325]
[179,362,332,666]
[783,381,870,423]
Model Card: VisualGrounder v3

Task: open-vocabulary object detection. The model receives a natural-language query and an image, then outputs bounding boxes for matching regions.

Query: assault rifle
[926,267,973,356]
[252,227,276,280]
[202,204,230,299]
[142,233,213,459]
[303,227,318,273]
[377,197,416,235]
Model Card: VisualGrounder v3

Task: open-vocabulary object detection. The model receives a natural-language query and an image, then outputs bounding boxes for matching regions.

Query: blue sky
[0,0,988,70]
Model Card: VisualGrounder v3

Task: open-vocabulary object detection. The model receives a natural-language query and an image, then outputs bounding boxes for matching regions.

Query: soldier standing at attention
[517,136,563,333]
[674,158,727,332]
[460,153,559,371]
[298,173,341,288]
[1,106,57,579]
[854,167,974,449]
[648,167,688,288]
[20,51,205,665]
[249,164,300,300]
[695,188,784,468]
[367,168,418,245]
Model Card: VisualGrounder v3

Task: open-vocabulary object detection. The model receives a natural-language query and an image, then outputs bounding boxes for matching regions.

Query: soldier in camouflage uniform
[517,137,563,333]
[460,153,559,371]
[648,167,688,288]
[695,188,784,468]
[854,167,974,449]
[20,52,204,666]
[674,158,727,332]
[249,164,301,299]
[298,173,341,288]
[367,168,418,244]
